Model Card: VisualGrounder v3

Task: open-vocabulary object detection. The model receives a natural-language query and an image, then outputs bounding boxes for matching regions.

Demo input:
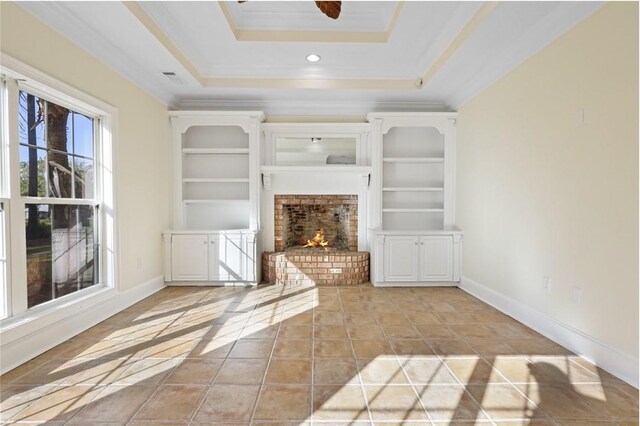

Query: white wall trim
[460,276,639,388]
[0,275,166,375]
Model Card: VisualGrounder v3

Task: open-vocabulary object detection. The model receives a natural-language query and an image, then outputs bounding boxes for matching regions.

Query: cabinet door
[243,234,257,282]
[209,234,244,281]
[384,236,419,281]
[419,236,453,281]
[171,234,209,281]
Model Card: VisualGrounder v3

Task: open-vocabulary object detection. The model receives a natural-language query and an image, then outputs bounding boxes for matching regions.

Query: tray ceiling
[16,1,604,114]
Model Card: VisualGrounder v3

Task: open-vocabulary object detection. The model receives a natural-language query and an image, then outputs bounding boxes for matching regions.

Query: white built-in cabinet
[163,111,264,284]
[163,231,257,284]
[368,113,463,286]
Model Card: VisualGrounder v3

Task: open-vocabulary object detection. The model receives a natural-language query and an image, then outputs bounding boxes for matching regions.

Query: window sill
[0,284,116,346]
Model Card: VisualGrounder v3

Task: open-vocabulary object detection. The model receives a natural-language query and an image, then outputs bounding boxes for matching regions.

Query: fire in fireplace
[303,228,330,251]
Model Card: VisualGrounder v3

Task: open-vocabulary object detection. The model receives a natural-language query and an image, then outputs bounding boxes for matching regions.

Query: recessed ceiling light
[306,54,321,63]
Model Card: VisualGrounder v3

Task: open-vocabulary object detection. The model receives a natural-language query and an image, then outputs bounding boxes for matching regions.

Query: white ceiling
[16,1,604,115]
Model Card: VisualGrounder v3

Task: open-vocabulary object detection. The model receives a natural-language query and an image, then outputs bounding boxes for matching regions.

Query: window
[18,92,99,308]
[0,56,117,322]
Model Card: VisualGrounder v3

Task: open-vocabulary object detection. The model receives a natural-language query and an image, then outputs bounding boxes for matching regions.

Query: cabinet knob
[414,242,418,246]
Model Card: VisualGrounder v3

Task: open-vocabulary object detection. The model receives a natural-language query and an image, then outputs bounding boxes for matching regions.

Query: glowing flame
[303,228,329,251]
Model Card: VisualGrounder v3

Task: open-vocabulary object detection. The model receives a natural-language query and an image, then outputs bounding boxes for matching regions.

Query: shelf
[182,148,249,155]
[383,208,444,213]
[383,157,444,163]
[261,165,372,173]
[183,199,249,204]
[383,187,444,192]
[183,178,249,183]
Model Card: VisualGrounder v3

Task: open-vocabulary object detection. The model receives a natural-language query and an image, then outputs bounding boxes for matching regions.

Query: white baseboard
[373,281,458,287]
[0,276,165,375]
[460,276,639,388]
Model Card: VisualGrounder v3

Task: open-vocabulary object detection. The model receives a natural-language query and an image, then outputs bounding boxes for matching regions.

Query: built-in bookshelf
[170,111,264,230]
[379,125,449,230]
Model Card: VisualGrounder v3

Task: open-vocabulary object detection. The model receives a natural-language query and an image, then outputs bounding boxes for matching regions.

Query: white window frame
[0,54,119,335]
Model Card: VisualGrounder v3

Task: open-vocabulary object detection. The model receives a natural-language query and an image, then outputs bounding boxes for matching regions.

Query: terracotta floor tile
[59,358,136,385]
[193,384,260,422]
[375,313,411,325]
[272,338,312,358]
[314,324,349,339]
[415,324,457,339]
[278,324,313,339]
[141,339,197,358]
[314,358,360,384]
[573,383,639,419]
[444,357,506,384]
[313,385,370,421]
[314,339,354,358]
[450,324,495,339]
[491,356,537,383]
[399,357,458,384]
[517,382,614,420]
[465,338,520,356]
[352,340,394,359]
[71,384,157,423]
[417,384,488,422]
[428,339,477,356]
[314,311,345,325]
[164,358,223,385]
[189,338,236,359]
[240,324,280,340]
[364,385,429,421]
[228,339,274,358]
[505,339,574,356]
[265,358,312,384]
[382,325,421,339]
[214,358,268,384]
[348,324,386,340]
[14,385,105,422]
[468,383,547,420]
[357,358,408,384]
[0,384,53,421]
[113,358,180,385]
[133,384,207,421]
[404,311,441,324]
[389,339,435,357]
[253,384,311,421]
[433,312,475,324]
[344,312,378,324]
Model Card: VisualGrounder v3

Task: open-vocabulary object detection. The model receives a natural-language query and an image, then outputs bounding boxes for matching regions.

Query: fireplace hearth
[264,194,369,285]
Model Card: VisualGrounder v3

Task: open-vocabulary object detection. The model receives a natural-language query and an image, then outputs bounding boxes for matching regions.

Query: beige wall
[1,3,172,290]
[457,3,638,358]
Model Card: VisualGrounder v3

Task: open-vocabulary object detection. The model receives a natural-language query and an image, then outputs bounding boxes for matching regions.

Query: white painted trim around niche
[0,276,166,375]
[459,276,639,388]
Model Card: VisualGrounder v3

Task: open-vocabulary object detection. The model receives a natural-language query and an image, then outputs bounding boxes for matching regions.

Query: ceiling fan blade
[315,1,341,19]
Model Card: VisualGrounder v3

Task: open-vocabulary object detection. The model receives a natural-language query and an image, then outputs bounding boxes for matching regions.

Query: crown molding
[16,2,173,107]
[449,1,605,108]
[178,99,449,116]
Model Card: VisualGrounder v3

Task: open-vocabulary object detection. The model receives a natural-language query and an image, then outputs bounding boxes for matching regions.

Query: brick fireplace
[263,194,369,285]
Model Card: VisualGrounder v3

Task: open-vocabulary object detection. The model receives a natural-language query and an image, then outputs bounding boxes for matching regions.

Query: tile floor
[0,284,637,425]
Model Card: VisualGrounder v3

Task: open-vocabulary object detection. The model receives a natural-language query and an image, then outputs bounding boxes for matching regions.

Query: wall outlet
[136,256,142,269]
[543,276,552,294]
[571,286,582,304]
[574,108,585,126]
